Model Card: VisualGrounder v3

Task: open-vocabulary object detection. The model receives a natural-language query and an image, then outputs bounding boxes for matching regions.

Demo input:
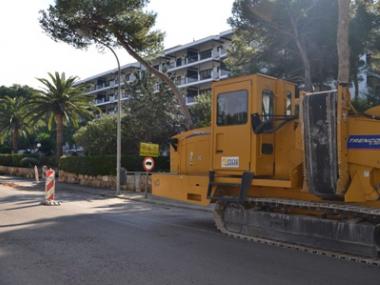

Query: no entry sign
[143,157,155,172]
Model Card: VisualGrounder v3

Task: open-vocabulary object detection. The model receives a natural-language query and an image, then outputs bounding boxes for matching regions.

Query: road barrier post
[34,165,39,183]
[41,168,60,206]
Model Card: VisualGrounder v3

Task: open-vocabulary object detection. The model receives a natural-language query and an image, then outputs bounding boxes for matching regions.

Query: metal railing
[120,170,152,198]
[168,54,212,70]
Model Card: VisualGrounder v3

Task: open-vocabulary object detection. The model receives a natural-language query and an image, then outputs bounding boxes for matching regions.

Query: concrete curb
[56,182,213,212]
[0,175,213,213]
[118,194,213,213]
[61,183,213,213]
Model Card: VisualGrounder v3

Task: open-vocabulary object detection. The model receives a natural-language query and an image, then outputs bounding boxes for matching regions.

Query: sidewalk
[0,175,213,212]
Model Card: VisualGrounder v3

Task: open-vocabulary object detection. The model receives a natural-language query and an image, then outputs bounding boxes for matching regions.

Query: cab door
[212,80,252,172]
[253,77,276,176]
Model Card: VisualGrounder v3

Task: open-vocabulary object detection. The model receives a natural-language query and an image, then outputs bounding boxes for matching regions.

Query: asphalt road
[0,181,379,285]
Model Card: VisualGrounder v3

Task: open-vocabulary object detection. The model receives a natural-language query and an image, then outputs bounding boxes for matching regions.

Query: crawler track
[213,199,380,267]
[251,198,380,217]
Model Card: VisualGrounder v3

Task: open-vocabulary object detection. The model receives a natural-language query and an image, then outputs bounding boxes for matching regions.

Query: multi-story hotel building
[76,30,233,114]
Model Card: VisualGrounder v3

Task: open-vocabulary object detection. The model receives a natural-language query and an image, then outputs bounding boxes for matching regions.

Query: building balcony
[94,95,129,107]
[95,98,106,104]
[176,77,213,88]
[87,81,125,95]
[167,50,228,73]
[175,77,197,85]
[87,85,114,95]
[175,69,230,89]
[94,98,111,106]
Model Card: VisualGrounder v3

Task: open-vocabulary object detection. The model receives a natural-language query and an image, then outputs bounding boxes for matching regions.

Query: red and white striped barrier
[41,168,60,206]
[45,168,55,200]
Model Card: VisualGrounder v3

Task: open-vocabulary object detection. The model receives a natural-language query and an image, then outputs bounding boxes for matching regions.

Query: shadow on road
[1,177,380,285]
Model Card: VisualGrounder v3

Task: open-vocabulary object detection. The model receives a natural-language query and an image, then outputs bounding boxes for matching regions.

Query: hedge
[0,154,57,168]
[59,155,170,176]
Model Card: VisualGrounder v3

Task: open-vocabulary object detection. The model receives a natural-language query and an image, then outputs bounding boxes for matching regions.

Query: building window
[217,90,248,126]
[200,49,212,60]
[199,69,212,80]
[187,69,198,83]
[217,45,226,56]
[186,88,198,105]
[187,50,198,63]
[176,58,182,67]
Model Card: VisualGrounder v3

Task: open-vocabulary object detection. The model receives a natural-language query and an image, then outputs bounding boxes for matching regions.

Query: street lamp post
[102,45,122,196]
[75,30,122,195]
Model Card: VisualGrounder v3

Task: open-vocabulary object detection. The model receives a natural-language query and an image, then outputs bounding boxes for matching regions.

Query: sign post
[142,157,155,198]
[140,142,159,198]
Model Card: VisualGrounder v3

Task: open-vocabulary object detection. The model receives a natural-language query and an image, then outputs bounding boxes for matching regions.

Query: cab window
[285,92,292,115]
[217,90,248,126]
[262,90,274,121]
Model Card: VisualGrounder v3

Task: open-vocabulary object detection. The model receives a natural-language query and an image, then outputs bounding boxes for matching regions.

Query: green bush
[59,155,169,176]
[0,153,57,168]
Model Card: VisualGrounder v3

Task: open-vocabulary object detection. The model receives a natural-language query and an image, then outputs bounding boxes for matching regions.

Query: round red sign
[143,157,155,172]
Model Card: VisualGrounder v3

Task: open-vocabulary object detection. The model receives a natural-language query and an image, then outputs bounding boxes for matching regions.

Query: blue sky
[0,0,234,88]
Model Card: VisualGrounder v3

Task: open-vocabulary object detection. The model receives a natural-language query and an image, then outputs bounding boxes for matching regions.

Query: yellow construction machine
[152,73,380,261]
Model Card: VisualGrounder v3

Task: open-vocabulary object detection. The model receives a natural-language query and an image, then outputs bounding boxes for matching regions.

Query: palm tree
[0,96,31,152]
[30,72,96,159]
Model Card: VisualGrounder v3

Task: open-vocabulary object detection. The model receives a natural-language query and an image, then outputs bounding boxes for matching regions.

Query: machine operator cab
[211,74,301,180]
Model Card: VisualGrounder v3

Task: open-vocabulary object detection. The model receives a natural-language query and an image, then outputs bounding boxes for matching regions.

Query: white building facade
[77,30,233,113]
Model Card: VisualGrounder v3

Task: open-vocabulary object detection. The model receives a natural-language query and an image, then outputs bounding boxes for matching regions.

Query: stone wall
[58,170,151,192]
[0,165,35,179]
[0,165,152,192]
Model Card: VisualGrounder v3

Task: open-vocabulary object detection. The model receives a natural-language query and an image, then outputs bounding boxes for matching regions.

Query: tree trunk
[249,4,313,91]
[289,14,313,91]
[337,0,350,84]
[116,35,194,130]
[55,113,64,160]
[11,128,18,153]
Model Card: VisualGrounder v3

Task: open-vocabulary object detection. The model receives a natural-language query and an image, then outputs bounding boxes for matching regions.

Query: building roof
[75,62,142,85]
[164,29,234,55]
